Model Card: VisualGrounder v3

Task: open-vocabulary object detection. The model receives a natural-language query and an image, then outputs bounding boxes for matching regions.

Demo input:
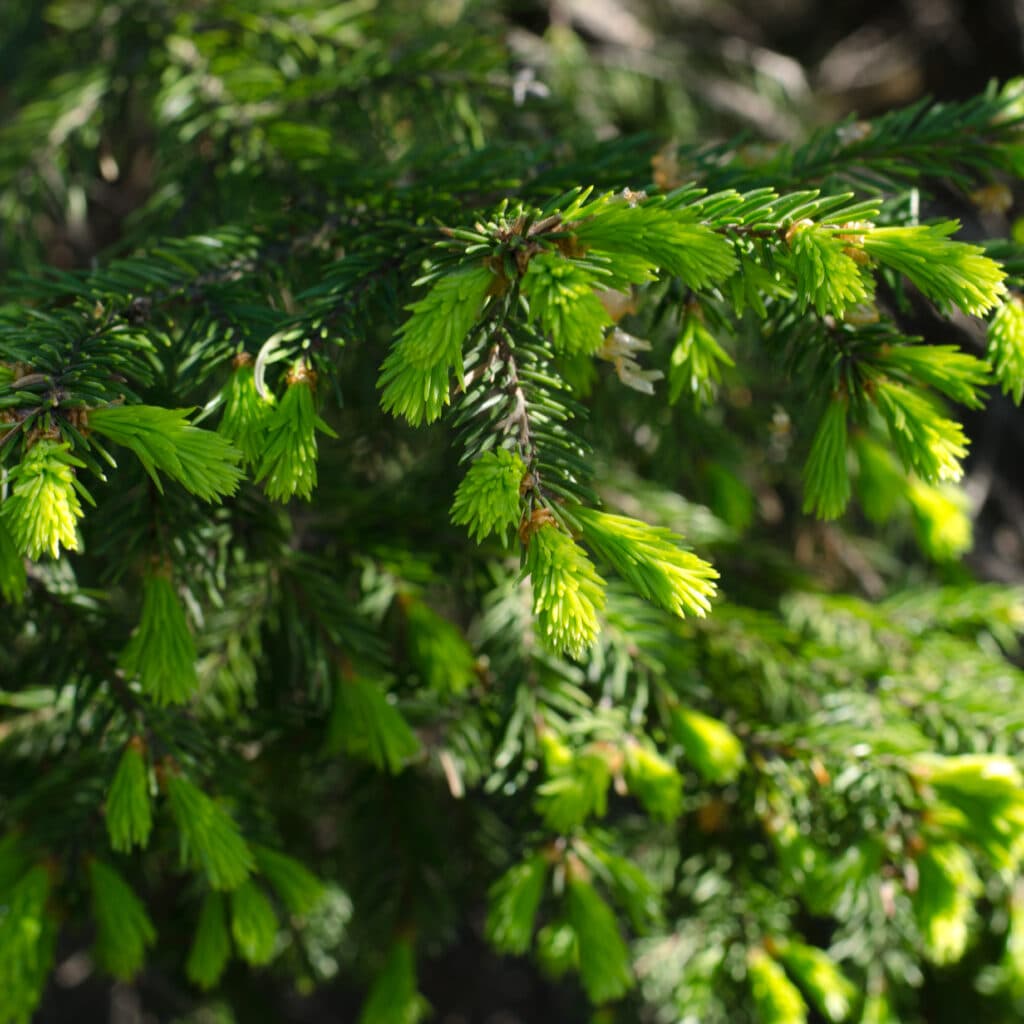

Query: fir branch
[256,365,335,502]
[574,505,718,619]
[378,264,495,425]
[88,860,157,981]
[863,221,1007,317]
[165,773,255,891]
[1,439,89,559]
[525,522,607,658]
[186,892,232,990]
[988,294,1024,403]
[119,570,200,707]
[105,740,153,852]
[88,404,244,501]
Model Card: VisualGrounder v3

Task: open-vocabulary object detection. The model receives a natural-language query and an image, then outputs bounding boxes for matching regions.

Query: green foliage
[119,569,200,706]
[88,404,243,501]
[3,5,1024,1022]
[218,358,275,467]
[913,755,1024,871]
[623,741,684,821]
[873,379,969,483]
[536,742,612,832]
[521,253,613,355]
[0,517,27,603]
[186,892,232,991]
[256,369,335,501]
[379,266,495,425]
[253,845,324,917]
[403,598,477,694]
[869,342,990,409]
[906,477,973,561]
[667,705,746,783]
[525,523,607,658]
[912,842,979,965]
[863,221,1006,316]
[485,853,548,955]
[782,221,871,317]
[668,307,735,408]
[106,742,153,852]
[230,880,278,965]
[575,505,718,618]
[88,859,157,980]
[358,938,430,1024]
[165,773,254,891]
[775,940,857,1022]
[0,865,56,1024]
[1,440,88,559]
[325,673,421,774]
[565,875,634,1004]
[450,447,525,543]
[747,947,809,1024]
[572,196,738,290]
[988,294,1024,402]
[802,395,851,519]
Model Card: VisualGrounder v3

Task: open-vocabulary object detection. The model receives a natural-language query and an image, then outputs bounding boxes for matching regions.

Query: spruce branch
[378,264,495,425]
[88,404,244,501]
[88,859,157,981]
[105,740,153,852]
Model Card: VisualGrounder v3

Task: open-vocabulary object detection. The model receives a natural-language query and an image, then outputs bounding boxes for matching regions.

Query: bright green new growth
[907,477,973,561]
[573,198,738,290]
[912,755,1024,871]
[450,447,525,543]
[88,859,157,980]
[853,433,907,523]
[863,221,1007,316]
[536,743,612,831]
[574,505,718,618]
[485,854,548,955]
[668,705,746,783]
[803,396,851,519]
[525,523,607,658]
[219,359,275,466]
[253,845,323,917]
[747,947,809,1024]
[119,570,199,706]
[325,674,421,774]
[378,265,495,425]
[869,342,990,409]
[566,876,634,1004]
[403,598,477,694]
[521,252,613,355]
[775,940,857,1023]
[988,294,1024,402]
[623,741,683,821]
[782,222,871,317]
[358,938,430,1024]
[872,379,969,483]
[861,992,899,1024]
[230,880,278,965]
[186,891,231,990]
[106,743,153,852]
[165,773,255,891]
[913,842,979,965]
[256,371,334,501]
[88,404,243,501]
[668,308,735,408]
[0,865,56,1024]
[1,440,87,559]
